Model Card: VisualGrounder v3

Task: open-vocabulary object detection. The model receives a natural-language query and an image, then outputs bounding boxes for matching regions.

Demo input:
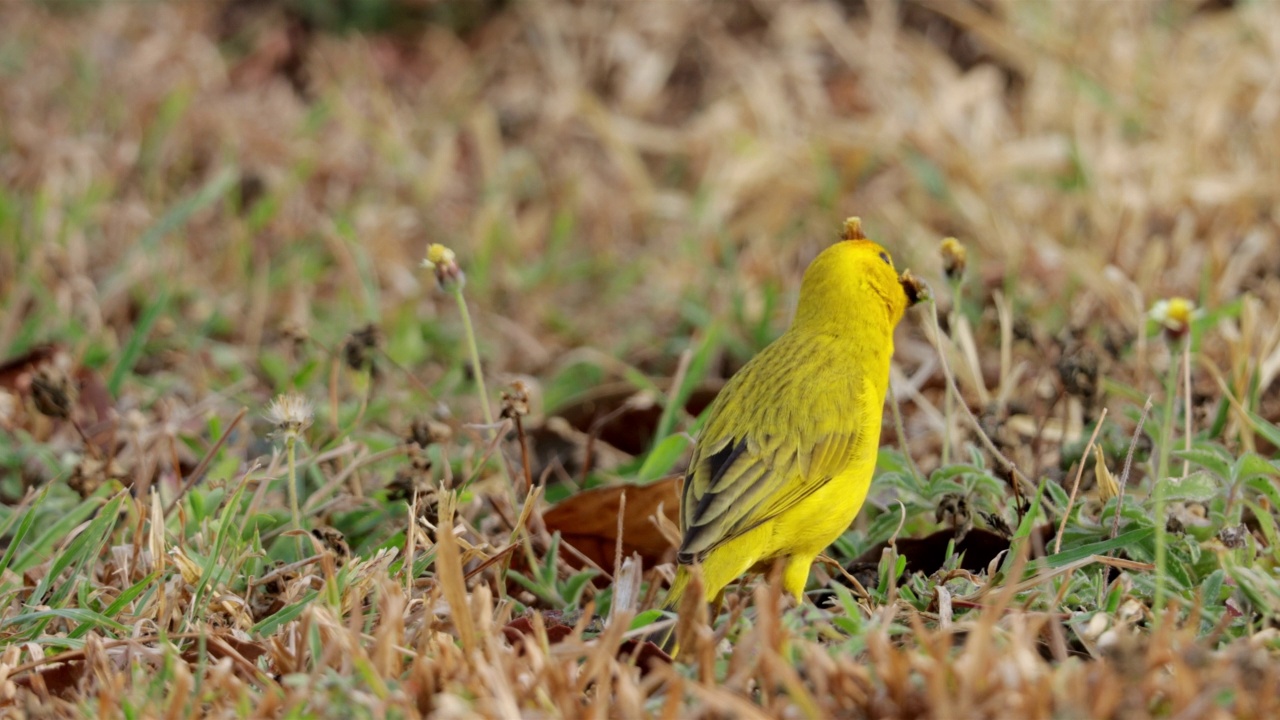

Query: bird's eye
[878,252,891,266]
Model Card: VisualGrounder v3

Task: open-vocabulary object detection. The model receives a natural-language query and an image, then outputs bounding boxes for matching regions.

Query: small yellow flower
[422,243,464,290]
[1149,297,1195,341]
[424,243,455,267]
[940,237,967,281]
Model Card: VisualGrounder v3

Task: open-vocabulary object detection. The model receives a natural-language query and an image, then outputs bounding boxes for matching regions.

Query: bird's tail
[662,565,692,610]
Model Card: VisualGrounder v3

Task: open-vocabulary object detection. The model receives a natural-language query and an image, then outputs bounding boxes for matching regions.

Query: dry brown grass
[3,0,1280,717]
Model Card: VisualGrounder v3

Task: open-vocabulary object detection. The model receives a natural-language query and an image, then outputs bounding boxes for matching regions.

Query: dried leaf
[542,478,680,573]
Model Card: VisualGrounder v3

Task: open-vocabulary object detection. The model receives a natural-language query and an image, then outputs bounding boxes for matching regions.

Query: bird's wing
[678,363,872,563]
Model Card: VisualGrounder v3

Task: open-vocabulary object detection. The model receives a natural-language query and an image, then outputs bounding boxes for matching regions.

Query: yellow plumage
[665,218,920,609]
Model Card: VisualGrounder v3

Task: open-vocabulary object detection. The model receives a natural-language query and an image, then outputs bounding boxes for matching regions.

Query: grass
[3,0,1280,716]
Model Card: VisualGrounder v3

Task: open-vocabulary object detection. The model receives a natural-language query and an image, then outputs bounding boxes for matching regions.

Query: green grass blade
[1045,527,1155,568]
[0,483,53,581]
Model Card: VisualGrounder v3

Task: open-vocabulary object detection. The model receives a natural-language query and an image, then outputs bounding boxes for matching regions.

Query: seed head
[422,243,465,290]
[31,364,75,420]
[265,393,313,442]
[501,379,532,420]
[899,269,930,306]
[841,217,866,241]
[939,237,967,281]
[407,416,453,448]
[342,323,382,375]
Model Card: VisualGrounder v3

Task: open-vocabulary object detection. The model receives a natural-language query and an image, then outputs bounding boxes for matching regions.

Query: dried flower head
[899,269,930,306]
[31,364,75,420]
[1217,523,1249,550]
[935,492,972,541]
[265,393,313,441]
[407,417,453,448]
[67,455,126,499]
[342,323,382,375]
[501,379,532,420]
[841,216,866,241]
[940,237,967,280]
[1149,297,1196,341]
[422,243,464,290]
[310,526,351,561]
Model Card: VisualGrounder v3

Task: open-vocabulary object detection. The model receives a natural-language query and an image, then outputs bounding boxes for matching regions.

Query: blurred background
[2,0,1279,500]
[7,4,1280,713]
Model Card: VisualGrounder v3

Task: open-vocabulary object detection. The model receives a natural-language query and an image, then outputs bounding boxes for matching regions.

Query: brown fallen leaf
[542,478,681,574]
[619,638,674,673]
[10,657,87,700]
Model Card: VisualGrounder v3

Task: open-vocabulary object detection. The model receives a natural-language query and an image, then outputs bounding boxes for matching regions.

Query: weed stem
[450,282,516,502]
[286,435,304,555]
[452,283,494,427]
[1152,339,1184,614]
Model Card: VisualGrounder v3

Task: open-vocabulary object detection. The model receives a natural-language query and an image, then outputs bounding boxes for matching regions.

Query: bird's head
[793,217,928,333]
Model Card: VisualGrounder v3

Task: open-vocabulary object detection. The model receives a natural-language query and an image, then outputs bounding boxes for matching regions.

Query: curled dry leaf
[542,477,681,573]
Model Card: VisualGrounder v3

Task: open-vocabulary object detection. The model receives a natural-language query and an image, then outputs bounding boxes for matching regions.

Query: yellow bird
[665,217,924,609]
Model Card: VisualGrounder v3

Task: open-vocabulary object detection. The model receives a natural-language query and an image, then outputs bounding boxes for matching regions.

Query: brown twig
[1054,407,1108,554]
[924,302,1048,512]
[163,407,247,518]
[1110,397,1153,541]
[513,412,533,497]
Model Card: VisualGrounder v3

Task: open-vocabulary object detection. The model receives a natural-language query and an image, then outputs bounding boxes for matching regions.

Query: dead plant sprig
[1110,397,1153,541]
[887,378,923,487]
[923,300,1048,514]
[163,407,247,518]
[1153,342,1185,614]
[424,243,516,505]
[1055,407,1108,554]
[435,491,477,655]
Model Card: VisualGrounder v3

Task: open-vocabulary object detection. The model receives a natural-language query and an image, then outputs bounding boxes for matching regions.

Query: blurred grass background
[4,0,1278,392]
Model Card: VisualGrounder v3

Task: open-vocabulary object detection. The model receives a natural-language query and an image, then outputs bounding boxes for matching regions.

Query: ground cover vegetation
[2,0,1280,717]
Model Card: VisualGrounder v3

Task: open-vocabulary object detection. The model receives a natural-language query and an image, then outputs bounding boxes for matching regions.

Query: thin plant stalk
[452,282,495,428]
[265,394,313,556]
[1182,338,1192,479]
[941,276,963,466]
[286,435,304,555]
[1152,339,1184,614]
[887,380,922,486]
[449,280,517,505]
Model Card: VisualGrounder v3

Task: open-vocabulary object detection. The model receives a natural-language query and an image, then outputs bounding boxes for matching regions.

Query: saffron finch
[665,217,925,609]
